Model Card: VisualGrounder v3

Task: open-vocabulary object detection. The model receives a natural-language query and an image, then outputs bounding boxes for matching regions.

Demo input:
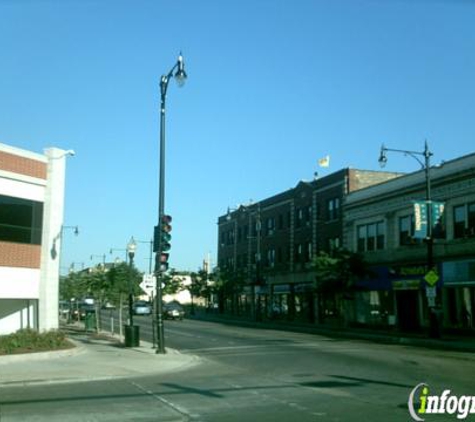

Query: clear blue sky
[1,0,474,273]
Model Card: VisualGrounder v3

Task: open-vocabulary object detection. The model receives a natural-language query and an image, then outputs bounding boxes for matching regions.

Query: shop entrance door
[396,290,420,331]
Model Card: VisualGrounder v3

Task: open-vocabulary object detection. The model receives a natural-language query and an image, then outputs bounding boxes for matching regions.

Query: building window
[305,206,312,226]
[295,243,303,262]
[453,203,475,239]
[278,214,284,230]
[267,249,276,268]
[251,219,258,237]
[266,217,276,236]
[296,208,303,228]
[327,198,340,221]
[399,215,416,245]
[306,241,312,262]
[357,221,385,252]
[399,215,412,244]
[357,225,366,252]
[376,221,385,249]
[0,195,43,245]
[243,225,249,240]
[227,229,235,245]
[367,223,376,251]
[328,237,341,253]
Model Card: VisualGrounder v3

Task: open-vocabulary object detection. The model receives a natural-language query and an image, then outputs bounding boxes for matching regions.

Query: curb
[189,315,475,353]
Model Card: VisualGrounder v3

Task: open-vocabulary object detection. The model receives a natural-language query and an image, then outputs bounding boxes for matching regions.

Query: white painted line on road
[165,328,203,339]
[180,345,268,353]
[130,380,198,420]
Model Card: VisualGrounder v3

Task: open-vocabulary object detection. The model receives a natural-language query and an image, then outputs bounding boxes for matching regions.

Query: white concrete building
[0,143,72,334]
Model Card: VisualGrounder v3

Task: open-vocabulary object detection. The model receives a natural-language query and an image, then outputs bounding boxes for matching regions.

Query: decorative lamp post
[124,236,139,347]
[154,53,187,354]
[378,141,440,338]
[127,237,137,327]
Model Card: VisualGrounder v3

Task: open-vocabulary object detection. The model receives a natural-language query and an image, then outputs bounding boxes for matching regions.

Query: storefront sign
[392,279,421,290]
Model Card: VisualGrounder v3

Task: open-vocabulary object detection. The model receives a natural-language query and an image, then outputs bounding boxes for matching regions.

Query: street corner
[116,342,203,377]
[0,338,84,367]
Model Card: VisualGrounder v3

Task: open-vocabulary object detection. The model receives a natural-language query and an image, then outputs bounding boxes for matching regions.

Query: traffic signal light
[156,252,170,272]
[153,214,172,272]
[153,214,173,253]
[161,215,172,252]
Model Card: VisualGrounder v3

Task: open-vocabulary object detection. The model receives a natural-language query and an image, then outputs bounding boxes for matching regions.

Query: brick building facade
[217,168,401,320]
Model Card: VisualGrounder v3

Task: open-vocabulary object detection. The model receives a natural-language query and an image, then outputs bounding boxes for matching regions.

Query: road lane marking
[130,380,198,420]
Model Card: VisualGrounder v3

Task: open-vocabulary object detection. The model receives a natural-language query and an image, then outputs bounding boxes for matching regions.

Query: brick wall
[0,241,41,268]
[0,150,47,179]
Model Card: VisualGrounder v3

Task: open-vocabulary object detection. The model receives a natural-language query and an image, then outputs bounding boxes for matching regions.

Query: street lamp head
[74,226,79,236]
[378,144,388,168]
[174,53,187,87]
[127,236,137,258]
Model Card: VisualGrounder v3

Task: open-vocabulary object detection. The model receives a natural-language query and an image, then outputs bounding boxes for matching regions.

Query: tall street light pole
[155,53,187,354]
[379,141,440,337]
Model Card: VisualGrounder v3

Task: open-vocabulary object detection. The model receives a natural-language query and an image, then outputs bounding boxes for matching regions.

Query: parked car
[163,302,185,320]
[71,302,95,320]
[132,300,152,316]
[101,302,116,310]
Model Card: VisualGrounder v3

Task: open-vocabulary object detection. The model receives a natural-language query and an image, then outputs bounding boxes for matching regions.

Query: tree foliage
[60,263,142,306]
[162,269,186,295]
[313,249,368,294]
[189,270,210,298]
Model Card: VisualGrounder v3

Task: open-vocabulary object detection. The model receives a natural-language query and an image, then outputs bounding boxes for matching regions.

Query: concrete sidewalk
[0,327,199,388]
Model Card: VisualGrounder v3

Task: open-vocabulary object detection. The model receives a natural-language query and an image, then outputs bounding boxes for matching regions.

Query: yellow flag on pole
[318,155,330,168]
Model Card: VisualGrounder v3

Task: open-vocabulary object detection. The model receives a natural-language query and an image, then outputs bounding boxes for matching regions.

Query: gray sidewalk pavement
[0,326,200,388]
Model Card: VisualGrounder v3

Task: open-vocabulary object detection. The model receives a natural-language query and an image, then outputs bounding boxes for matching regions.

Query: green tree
[162,269,185,296]
[60,271,85,302]
[105,262,142,336]
[212,267,246,314]
[313,249,368,324]
[189,270,209,298]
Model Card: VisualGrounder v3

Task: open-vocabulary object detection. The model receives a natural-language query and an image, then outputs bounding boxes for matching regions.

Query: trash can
[85,310,96,332]
[124,325,140,347]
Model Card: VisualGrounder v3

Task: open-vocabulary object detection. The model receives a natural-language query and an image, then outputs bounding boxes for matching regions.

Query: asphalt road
[1,316,474,421]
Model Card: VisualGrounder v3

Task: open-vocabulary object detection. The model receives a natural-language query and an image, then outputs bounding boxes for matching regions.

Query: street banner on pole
[413,201,428,239]
[413,200,445,239]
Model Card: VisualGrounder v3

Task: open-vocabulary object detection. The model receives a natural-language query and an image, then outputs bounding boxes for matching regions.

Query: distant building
[217,168,402,320]
[0,143,72,334]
